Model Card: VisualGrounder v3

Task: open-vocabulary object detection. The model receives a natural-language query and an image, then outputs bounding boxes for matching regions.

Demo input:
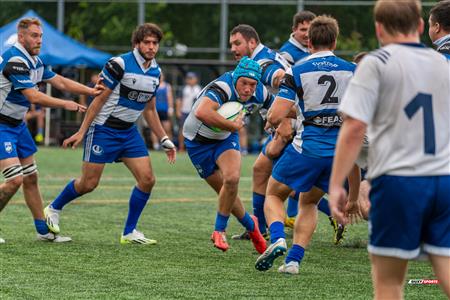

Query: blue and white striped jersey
[340,43,450,178]
[251,44,290,89]
[97,48,160,129]
[277,51,355,158]
[0,42,56,125]
[279,34,309,66]
[183,71,274,141]
[434,34,450,59]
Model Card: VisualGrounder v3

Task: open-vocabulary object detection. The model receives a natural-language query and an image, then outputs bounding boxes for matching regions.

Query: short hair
[292,11,316,28]
[308,15,339,49]
[17,18,41,31]
[430,0,450,32]
[230,24,260,43]
[374,0,421,36]
[131,23,163,45]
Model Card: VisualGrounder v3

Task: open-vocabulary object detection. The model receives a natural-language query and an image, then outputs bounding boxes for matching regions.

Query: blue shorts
[83,124,148,163]
[185,133,240,179]
[272,144,333,193]
[368,175,450,259]
[0,122,37,160]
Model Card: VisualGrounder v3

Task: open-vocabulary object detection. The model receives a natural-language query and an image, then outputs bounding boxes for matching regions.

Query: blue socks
[215,212,229,232]
[285,244,305,264]
[51,180,80,210]
[34,219,49,235]
[318,198,331,216]
[123,186,151,235]
[252,192,266,233]
[287,191,300,218]
[237,212,254,232]
[269,221,285,244]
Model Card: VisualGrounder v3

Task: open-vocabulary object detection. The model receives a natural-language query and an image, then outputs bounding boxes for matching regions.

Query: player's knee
[22,172,38,186]
[223,173,240,187]
[138,174,155,190]
[6,176,23,192]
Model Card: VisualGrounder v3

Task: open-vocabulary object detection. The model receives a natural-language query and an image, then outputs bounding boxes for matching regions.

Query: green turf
[0,147,445,299]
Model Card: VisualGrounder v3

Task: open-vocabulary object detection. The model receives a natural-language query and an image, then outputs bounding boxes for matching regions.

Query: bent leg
[0,157,23,212]
[121,156,155,235]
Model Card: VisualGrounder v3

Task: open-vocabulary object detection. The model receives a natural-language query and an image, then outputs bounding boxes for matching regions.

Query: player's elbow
[22,89,40,104]
[194,108,207,123]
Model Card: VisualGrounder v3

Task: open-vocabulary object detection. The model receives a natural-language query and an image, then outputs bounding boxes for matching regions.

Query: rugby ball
[211,101,244,132]
[217,101,244,121]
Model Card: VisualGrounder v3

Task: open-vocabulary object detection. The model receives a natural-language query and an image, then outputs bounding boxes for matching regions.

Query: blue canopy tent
[0,10,112,145]
[0,9,111,68]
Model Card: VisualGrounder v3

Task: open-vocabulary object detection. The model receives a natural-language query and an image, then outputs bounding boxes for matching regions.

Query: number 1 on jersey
[404,93,435,155]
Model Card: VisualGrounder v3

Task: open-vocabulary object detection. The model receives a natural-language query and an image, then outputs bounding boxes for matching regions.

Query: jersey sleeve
[204,81,230,105]
[100,57,124,90]
[42,64,56,81]
[339,55,381,125]
[260,60,285,88]
[276,68,302,103]
[2,57,34,90]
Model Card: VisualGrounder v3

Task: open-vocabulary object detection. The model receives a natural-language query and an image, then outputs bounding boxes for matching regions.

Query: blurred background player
[329,0,450,298]
[44,23,176,245]
[183,57,270,253]
[177,72,201,151]
[255,16,358,274]
[428,0,450,59]
[151,72,174,149]
[0,17,95,243]
[280,10,316,65]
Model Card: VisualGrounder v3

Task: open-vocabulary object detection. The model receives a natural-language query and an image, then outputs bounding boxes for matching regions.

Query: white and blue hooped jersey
[435,34,450,60]
[340,43,450,179]
[251,44,290,89]
[279,34,310,66]
[277,51,355,158]
[0,43,56,126]
[97,48,160,129]
[183,71,274,142]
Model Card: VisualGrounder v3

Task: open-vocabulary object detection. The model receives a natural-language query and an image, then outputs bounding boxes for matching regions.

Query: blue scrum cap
[233,56,262,86]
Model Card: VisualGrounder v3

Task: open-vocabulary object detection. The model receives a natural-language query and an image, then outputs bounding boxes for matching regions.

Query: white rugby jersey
[340,43,450,179]
[97,48,160,129]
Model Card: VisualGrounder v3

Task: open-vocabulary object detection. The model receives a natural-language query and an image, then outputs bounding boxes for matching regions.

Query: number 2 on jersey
[404,93,435,155]
[318,75,339,104]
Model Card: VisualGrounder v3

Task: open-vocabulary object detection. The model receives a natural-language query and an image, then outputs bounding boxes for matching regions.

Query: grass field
[0,147,444,299]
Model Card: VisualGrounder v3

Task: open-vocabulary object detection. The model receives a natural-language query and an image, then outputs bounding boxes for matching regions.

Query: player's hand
[91,77,105,96]
[63,131,84,149]
[276,119,294,142]
[329,184,349,225]
[160,136,176,163]
[64,101,87,113]
[264,120,275,134]
[232,112,245,131]
[345,200,363,224]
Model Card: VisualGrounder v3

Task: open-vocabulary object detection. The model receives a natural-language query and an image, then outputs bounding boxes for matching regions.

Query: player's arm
[62,88,112,149]
[329,116,366,224]
[143,98,176,162]
[265,118,293,159]
[46,74,103,97]
[271,69,286,89]
[195,96,243,132]
[21,88,85,112]
[345,163,362,223]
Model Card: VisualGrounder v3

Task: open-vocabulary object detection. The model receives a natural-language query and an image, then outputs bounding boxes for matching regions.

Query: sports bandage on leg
[160,136,175,151]
[2,164,23,181]
[22,162,38,176]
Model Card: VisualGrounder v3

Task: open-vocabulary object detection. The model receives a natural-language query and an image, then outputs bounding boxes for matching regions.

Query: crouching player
[183,57,270,253]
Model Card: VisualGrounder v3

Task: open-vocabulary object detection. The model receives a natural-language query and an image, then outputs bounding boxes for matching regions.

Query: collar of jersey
[251,43,265,60]
[434,34,450,48]
[14,42,37,67]
[305,50,335,60]
[133,48,157,72]
[396,42,426,48]
[288,34,309,53]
